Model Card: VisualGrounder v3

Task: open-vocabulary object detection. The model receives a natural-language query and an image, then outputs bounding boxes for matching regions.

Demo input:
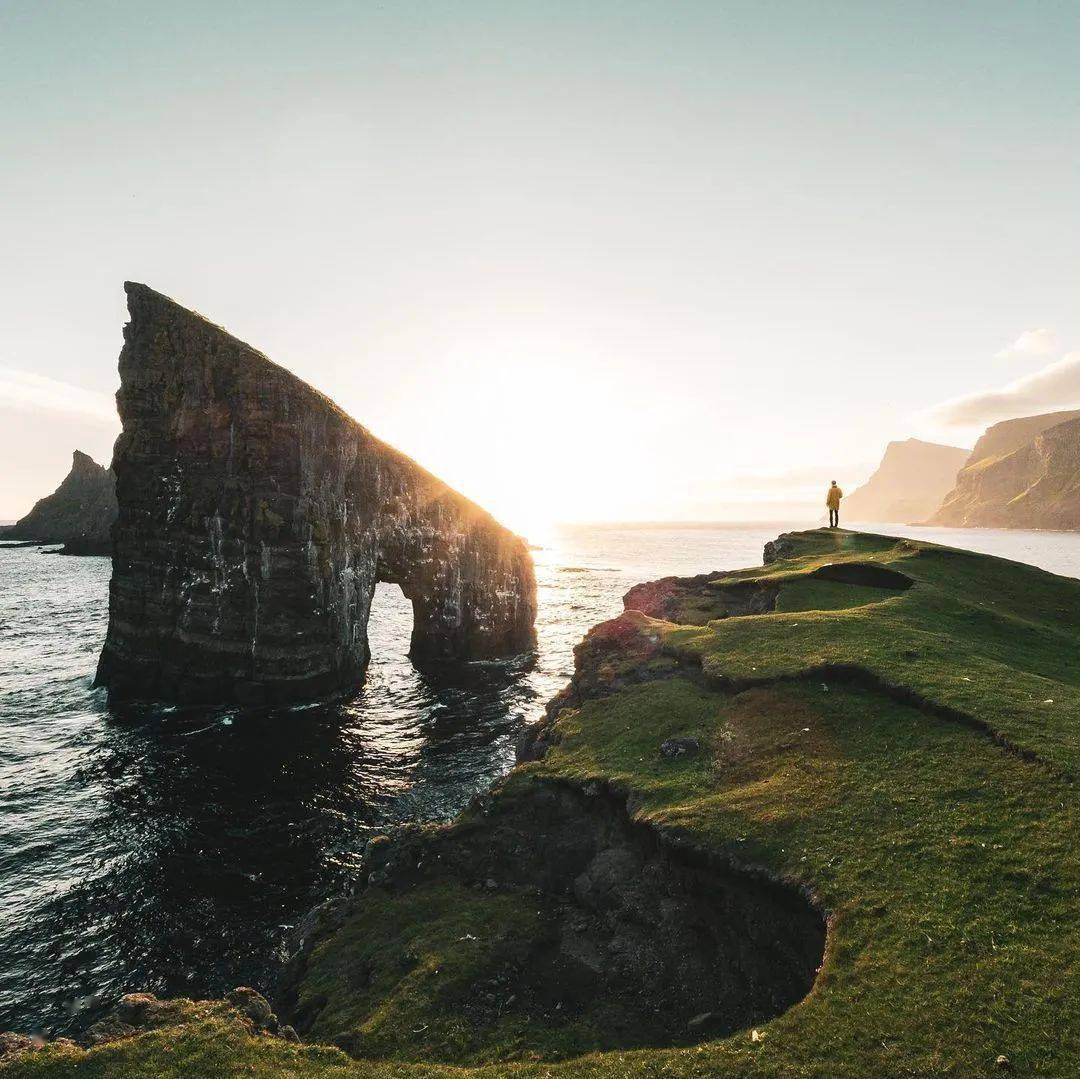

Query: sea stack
[6,450,117,554]
[95,283,537,705]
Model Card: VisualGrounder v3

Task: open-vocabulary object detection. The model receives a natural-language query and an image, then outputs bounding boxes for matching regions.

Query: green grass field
[6,530,1077,1077]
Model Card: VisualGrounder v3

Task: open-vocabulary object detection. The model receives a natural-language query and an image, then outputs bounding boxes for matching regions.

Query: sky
[3,1,1080,534]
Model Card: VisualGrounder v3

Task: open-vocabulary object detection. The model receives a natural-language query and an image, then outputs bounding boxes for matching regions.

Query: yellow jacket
[826,485,843,509]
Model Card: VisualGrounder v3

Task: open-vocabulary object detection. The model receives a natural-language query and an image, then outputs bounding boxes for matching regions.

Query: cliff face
[963,409,1080,467]
[930,413,1080,529]
[8,450,117,554]
[95,283,536,705]
[843,438,969,524]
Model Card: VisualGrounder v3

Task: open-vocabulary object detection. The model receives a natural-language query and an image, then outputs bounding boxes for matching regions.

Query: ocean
[0,521,1076,1036]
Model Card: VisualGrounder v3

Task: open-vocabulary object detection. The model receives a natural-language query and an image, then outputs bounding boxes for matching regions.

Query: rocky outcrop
[843,438,970,524]
[763,534,797,563]
[624,573,778,624]
[6,450,117,555]
[930,413,1080,529]
[0,989,295,1064]
[277,781,825,1055]
[95,283,536,705]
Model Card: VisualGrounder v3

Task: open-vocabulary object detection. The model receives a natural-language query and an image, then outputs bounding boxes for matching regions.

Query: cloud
[995,328,1059,360]
[0,368,117,424]
[935,351,1080,427]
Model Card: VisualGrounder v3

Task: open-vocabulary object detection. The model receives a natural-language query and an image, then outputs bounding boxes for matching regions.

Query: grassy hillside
[6,530,1078,1077]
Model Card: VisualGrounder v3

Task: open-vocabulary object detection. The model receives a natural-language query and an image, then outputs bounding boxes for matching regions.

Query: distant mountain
[930,412,1080,530]
[843,438,970,524]
[6,450,117,554]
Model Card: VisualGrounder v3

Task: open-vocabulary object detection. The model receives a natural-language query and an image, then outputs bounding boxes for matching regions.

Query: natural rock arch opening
[95,283,537,706]
[364,581,413,662]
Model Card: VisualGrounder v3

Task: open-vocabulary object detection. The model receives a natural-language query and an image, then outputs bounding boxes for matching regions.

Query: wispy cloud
[995,328,1059,360]
[0,368,117,424]
[934,352,1080,427]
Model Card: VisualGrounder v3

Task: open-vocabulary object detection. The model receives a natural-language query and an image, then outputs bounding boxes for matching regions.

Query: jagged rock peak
[8,450,116,555]
[96,282,537,705]
[71,448,103,471]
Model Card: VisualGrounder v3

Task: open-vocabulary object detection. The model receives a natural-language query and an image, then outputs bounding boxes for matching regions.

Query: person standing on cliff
[826,480,843,528]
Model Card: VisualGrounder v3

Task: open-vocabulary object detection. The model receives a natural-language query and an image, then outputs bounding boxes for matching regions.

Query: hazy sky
[3,1,1080,532]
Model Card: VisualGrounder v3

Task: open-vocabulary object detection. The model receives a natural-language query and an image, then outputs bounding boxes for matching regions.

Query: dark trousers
[829,508,839,527]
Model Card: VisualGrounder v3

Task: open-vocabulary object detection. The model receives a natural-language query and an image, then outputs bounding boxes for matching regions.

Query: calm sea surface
[1,521,1077,1036]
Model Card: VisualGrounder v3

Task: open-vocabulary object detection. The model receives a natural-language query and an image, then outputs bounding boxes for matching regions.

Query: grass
[7,529,1078,1077]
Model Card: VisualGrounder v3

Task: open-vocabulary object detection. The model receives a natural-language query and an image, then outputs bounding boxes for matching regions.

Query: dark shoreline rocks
[95,283,537,706]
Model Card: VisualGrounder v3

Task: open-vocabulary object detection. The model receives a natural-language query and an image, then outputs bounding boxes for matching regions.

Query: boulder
[660,736,701,758]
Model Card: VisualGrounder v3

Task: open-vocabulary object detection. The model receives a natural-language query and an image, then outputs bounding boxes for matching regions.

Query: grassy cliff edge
[5,530,1077,1077]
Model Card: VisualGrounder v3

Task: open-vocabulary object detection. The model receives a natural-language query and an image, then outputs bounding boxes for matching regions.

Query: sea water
[0,522,1076,1036]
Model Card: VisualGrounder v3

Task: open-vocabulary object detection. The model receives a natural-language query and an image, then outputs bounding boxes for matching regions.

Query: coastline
[5,528,1077,1076]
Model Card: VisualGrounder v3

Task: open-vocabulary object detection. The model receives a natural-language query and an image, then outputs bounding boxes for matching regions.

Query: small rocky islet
[1,287,1078,1076]
[1,450,116,556]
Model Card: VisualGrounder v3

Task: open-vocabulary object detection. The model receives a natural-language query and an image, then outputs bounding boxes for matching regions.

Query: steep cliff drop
[843,438,969,524]
[930,411,1080,529]
[95,283,537,705]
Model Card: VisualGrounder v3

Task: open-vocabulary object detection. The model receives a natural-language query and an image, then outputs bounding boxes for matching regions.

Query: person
[826,480,843,528]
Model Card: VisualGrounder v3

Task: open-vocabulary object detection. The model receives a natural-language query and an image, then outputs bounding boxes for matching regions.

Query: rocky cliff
[6,450,117,554]
[929,413,1080,529]
[95,283,536,705]
[842,438,969,524]
[962,408,1080,467]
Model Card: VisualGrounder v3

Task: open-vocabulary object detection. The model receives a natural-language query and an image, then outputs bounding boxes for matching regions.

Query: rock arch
[95,283,536,705]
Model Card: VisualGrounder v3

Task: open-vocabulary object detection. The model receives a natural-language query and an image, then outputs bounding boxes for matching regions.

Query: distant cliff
[962,409,1080,467]
[843,438,970,524]
[6,450,117,555]
[930,412,1080,529]
[95,283,537,705]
